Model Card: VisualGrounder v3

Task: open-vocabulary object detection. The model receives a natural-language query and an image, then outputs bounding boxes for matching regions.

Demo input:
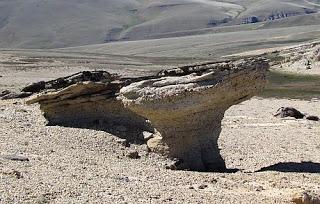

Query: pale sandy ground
[0,97,319,204]
[1,51,320,203]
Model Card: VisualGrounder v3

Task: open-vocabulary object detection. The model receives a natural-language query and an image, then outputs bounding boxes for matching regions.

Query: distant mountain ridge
[0,0,319,48]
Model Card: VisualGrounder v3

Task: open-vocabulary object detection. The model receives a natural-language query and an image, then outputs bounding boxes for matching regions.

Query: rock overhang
[26,57,269,171]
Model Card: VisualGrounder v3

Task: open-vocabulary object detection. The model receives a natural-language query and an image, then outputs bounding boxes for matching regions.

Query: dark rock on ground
[274,107,305,119]
[127,151,140,159]
[1,92,32,100]
[0,90,10,97]
[275,107,319,121]
[306,115,319,121]
[2,154,30,162]
[23,71,115,93]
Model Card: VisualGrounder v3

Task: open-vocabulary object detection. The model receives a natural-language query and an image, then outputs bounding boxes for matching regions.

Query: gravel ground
[0,97,319,204]
[1,50,320,203]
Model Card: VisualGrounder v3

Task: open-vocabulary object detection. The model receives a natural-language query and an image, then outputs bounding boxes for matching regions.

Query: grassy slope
[62,25,320,59]
[0,0,319,49]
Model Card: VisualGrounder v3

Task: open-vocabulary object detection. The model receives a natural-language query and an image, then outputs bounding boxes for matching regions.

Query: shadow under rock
[256,162,320,173]
[46,120,153,145]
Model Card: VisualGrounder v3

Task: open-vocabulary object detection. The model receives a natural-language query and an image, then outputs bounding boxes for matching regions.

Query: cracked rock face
[27,58,268,171]
[120,58,269,171]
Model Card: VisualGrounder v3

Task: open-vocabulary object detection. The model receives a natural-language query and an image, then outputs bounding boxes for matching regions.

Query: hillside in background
[0,0,320,48]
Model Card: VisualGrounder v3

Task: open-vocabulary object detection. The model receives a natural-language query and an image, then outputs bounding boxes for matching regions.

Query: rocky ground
[1,48,320,203]
[0,97,319,203]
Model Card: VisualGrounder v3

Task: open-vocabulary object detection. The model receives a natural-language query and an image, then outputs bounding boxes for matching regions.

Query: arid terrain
[1,1,320,203]
[1,41,320,203]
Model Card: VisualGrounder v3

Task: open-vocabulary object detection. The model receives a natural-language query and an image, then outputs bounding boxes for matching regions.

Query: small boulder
[274,107,305,119]
[142,131,153,141]
[0,90,10,97]
[198,184,208,189]
[3,154,29,162]
[116,138,130,147]
[1,92,33,100]
[127,151,140,159]
[306,115,319,121]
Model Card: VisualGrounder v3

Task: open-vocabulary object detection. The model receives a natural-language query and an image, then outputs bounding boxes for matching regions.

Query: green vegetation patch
[260,71,320,100]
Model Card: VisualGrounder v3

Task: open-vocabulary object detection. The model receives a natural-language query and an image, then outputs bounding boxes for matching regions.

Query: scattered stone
[306,115,319,121]
[292,191,320,204]
[2,170,23,179]
[11,170,23,179]
[3,154,30,162]
[116,138,130,147]
[274,107,305,119]
[142,131,153,141]
[0,90,10,97]
[16,108,28,113]
[1,91,33,100]
[275,107,319,122]
[127,151,140,159]
[198,184,208,189]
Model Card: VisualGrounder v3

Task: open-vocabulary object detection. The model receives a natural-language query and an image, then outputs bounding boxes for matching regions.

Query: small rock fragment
[11,170,23,179]
[198,184,208,189]
[1,92,33,100]
[2,170,23,179]
[274,107,305,119]
[3,154,30,162]
[0,90,10,97]
[142,131,153,141]
[116,138,130,147]
[306,115,319,121]
[127,151,140,159]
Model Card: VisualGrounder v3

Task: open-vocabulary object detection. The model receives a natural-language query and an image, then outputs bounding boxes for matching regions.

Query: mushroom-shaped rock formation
[26,58,269,171]
[120,58,269,171]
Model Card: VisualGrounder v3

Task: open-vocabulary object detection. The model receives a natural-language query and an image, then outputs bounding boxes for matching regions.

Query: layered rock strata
[27,58,269,171]
[120,58,269,171]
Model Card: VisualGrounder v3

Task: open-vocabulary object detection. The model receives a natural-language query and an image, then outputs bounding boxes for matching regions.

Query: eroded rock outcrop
[26,58,269,171]
[120,58,269,171]
[26,75,154,142]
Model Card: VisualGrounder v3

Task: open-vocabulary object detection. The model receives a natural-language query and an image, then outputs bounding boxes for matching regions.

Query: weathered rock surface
[26,57,269,171]
[23,71,114,93]
[120,58,268,171]
[1,91,32,100]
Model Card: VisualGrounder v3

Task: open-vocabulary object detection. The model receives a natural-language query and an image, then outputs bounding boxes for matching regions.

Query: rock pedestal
[120,58,269,171]
[27,58,269,171]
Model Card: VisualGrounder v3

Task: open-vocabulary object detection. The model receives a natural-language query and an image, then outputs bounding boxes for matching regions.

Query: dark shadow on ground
[256,162,320,173]
[46,121,151,145]
[224,168,240,173]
